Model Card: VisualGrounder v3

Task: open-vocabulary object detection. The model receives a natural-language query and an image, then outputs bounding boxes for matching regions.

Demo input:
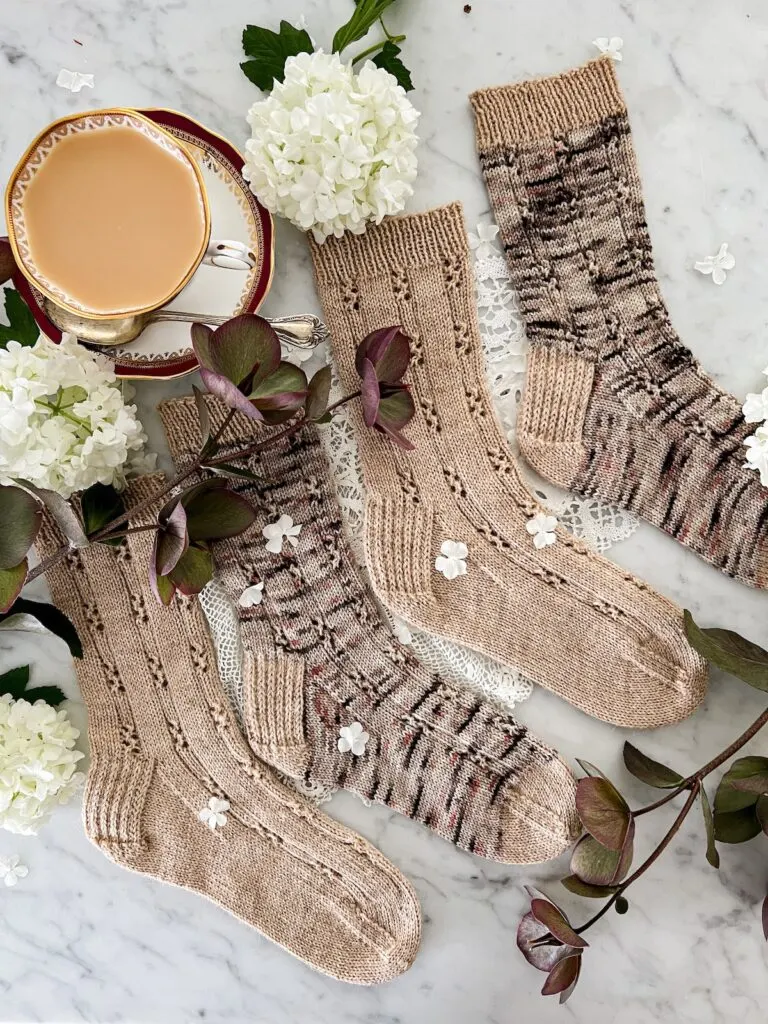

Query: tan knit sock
[37,482,421,985]
[310,205,707,729]
[160,396,580,865]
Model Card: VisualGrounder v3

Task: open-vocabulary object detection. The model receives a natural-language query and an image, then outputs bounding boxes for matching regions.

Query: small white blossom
[744,425,768,486]
[526,512,559,549]
[337,722,369,757]
[392,617,413,645]
[262,514,302,554]
[0,694,84,835]
[0,855,28,887]
[743,388,768,424]
[468,223,500,261]
[198,796,230,831]
[435,540,468,580]
[593,37,623,61]
[56,68,95,93]
[238,583,264,608]
[694,243,735,286]
[0,334,151,498]
[243,51,420,243]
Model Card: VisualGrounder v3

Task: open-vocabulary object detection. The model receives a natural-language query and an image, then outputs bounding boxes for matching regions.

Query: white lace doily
[199,221,639,802]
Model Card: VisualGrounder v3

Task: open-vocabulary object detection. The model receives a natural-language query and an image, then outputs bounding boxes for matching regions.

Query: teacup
[4,109,255,321]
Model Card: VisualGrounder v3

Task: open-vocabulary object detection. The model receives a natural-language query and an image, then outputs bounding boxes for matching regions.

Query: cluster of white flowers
[243,51,420,243]
[0,694,84,835]
[743,369,768,484]
[0,334,154,498]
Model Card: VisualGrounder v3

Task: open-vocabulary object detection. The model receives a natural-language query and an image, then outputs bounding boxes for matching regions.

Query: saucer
[14,108,274,379]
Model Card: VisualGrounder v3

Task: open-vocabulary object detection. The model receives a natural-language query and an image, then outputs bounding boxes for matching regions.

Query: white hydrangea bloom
[243,51,420,243]
[0,334,152,498]
[744,424,768,486]
[0,694,84,835]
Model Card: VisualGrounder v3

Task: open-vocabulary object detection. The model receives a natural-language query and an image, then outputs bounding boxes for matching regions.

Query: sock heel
[518,345,593,488]
[84,751,154,863]
[364,492,436,604]
[243,650,310,778]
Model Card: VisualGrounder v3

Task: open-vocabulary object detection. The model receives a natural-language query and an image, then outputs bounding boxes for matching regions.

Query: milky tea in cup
[5,110,253,320]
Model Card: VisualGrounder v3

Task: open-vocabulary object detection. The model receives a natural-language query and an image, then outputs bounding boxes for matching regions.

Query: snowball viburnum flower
[694,243,735,285]
[744,425,768,486]
[526,512,559,549]
[435,540,468,580]
[0,334,151,498]
[262,514,302,554]
[243,51,420,243]
[0,855,28,887]
[198,797,230,831]
[337,722,369,756]
[742,387,768,424]
[0,694,84,835]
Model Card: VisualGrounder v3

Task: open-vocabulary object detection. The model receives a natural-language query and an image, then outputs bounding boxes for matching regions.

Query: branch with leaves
[517,611,768,1004]
[0,315,415,612]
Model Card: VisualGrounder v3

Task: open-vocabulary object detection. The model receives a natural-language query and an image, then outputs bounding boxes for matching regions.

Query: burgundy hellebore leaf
[199,366,265,421]
[529,899,588,949]
[570,823,634,887]
[360,357,381,428]
[154,501,189,577]
[178,478,257,542]
[541,952,582,1002]
[0,485,42,570]
[167,543,214,596]
[192,315,281,389]
[517,912,580,974]
[355,325,411,383]
[576,776,632,851]
[305,366,332,422]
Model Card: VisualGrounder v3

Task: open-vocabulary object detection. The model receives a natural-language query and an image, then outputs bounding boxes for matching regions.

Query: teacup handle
[203,239,256,271]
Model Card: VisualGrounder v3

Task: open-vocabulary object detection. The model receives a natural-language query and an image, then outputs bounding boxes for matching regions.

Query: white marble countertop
[2,1,768,1021]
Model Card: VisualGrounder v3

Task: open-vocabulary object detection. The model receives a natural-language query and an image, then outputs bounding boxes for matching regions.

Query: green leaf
[684,610,768,691]
[182,484,257,543]
[725,756,768,796]
[561,875,620,899]
[715,758,768,814]
[241,20,313,91]
[0,485,41,569]
[614,896,629,915]
[529,899,588,949]
[713,806,762,844]
[757,795,768,837]
[570,826,634,886]
[0,288,39,348]
[0,560,27,613]
[153,571,176,607]
[0,597,82,658]
[372,40,414,91]
[250,362,308,411]
[700,787,720,869]
[81,482,125,547]
[623,742,684,789]
[204,462,262,482]
[168,544,214,596]
[0,664,30,699]
[332,0,396,53]
[194,315,281,389]
[575,776,632,851]
[0,238,16,285]
[576,760,608,779]
[306,366,332,422]
[23,684,67,707]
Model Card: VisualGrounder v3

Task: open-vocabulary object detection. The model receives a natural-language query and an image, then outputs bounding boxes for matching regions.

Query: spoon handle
[152,310,328,349]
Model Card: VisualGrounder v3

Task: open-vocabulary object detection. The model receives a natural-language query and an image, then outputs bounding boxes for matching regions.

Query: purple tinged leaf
[560,875,620,899]
[576,776,632,851]
[529,899,588,949]
[249,362,307,404]
[0,560,27,613]
[541,952,582,1000]
[576,760,608,779]
[210,314,281,388]
[0,485,42,569]
[355,326,411,382]
[684,610,768,692]
[375,388,416,449]
[571,824,634,886]
[516,912,579,974]
[191,323,215,371]
[305,366,332,422]
[183,487,257,542]
[167,544,214,596]
[199,367,264,421]
[360,357,380,428]
[715,757,768,814]
[154,503,188,576]
[623,742,684,790]
[16,482,89,548]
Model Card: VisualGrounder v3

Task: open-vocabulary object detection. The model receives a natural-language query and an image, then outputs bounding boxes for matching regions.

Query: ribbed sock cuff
[470,56,626,150]
[309,202,469,281]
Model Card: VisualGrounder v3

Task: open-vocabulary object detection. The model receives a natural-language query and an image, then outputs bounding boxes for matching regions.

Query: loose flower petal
[338,722,370,756]
[593,37,623,61]
[435,539,469,580]
[238,583,264,608]
[198,796,230,831]
[526,512,559,549]
[56,69,95,93]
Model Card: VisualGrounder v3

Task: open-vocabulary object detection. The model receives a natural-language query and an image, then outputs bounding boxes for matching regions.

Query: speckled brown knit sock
[160,396,581,865]
[37,485,421,985]
[471,56,768,588]
[309,204,707,729]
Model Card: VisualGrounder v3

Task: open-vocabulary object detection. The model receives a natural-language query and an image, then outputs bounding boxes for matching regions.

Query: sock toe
[499,754,580,864]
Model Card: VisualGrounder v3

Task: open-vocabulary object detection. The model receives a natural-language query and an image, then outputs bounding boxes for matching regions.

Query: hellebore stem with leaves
[3,314,415,610]
[518,610,768,1005]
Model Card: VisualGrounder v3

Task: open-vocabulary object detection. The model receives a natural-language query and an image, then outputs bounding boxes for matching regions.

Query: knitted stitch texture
[160,396,581,865]
[471,57,768,588]
[36,484,421,985]
[309,203,707,729]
